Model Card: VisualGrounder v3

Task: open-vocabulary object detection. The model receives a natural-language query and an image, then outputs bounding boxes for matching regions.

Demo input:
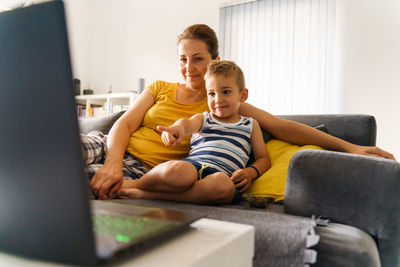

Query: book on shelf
[76,103,128,118]
[76,104,86,117]
[93,106,106,117]
[105,101,129,115]
[76,104,104,118]
[112,104,129,113]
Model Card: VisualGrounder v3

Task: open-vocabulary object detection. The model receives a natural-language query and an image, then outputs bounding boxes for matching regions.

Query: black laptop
[0,1,200,265]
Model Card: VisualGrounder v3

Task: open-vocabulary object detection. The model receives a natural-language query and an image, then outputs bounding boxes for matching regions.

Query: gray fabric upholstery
[78,111,125,134]
[278,114,377,146]
[284,149,400,267]
[314,223,380,267]
[78,113,376,146]
[111,199,317,267]
[219,202,381,267]
[80,112,392,266]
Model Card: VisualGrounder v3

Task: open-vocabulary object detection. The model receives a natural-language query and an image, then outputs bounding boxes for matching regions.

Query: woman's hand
[89,89,155,199]
[231,169,253,192]
[90,163,124,200]
[349,144,395,160]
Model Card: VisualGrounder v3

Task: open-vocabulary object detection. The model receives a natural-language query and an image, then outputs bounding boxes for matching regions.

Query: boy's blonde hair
[205,60,246,91]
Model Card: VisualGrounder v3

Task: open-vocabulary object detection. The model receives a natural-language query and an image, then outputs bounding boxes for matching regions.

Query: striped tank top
[186,112,253,177]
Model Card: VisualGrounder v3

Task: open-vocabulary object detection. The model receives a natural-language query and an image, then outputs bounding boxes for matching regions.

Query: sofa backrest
[274,114,377,146]
[79,112,377,147]
[79,111,125,135]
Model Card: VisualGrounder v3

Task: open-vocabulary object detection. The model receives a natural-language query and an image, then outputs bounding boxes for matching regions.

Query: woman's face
[178,39,213,90]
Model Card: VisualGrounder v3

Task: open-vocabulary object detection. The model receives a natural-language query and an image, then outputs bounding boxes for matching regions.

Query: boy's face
[205,74,248,123]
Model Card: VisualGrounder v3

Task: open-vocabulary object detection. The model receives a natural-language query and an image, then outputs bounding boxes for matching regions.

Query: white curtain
[219,0,337,114]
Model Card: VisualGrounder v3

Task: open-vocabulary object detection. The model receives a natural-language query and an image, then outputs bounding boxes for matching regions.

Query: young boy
[118,60,270,204]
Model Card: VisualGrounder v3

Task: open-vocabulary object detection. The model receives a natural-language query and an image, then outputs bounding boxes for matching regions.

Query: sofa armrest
[277,114,377,146]
[284,149,400,267]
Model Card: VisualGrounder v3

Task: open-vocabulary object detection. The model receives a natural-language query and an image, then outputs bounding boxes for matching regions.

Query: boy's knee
[157,161,197,191]
[208,173,235,203]
[159,161,186,177]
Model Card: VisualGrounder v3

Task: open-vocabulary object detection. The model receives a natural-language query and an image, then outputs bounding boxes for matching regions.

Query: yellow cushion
[245,139,323,202]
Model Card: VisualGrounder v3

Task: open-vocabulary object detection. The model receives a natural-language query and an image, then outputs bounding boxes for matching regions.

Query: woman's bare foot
[117,188,144,199]
[120,179,140,189]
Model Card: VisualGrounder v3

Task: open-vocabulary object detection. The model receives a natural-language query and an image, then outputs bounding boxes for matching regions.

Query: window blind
[219,0,337,114]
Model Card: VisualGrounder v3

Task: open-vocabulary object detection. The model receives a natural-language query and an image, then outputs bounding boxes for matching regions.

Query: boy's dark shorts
[180,158,242,204]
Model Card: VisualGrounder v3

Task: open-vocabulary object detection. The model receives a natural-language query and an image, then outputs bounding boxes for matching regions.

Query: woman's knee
[80,132,107,164]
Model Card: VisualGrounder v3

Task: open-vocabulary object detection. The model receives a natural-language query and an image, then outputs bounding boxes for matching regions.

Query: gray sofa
[80,112,400,267]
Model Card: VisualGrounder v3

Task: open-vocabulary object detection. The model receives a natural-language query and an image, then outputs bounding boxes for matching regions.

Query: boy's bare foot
[117,188,144,199]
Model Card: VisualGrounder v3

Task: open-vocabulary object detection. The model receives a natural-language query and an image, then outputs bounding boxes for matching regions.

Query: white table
[0,218,255,267]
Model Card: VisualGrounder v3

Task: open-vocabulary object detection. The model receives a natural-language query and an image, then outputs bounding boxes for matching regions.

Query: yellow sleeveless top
[126,80,209,169]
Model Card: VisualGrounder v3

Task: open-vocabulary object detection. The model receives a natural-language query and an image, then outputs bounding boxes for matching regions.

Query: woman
[86,24,394,202]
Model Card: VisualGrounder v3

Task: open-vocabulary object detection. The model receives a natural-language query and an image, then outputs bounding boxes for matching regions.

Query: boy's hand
[231,169,253,192]
[157,125,184,146]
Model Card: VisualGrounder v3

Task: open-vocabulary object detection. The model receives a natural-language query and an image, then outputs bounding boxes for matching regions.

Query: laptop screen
[0,2,201,265]
[0,1,98,264]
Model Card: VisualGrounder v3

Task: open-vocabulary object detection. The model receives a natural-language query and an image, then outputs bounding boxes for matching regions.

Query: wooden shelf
[75,92,137,117]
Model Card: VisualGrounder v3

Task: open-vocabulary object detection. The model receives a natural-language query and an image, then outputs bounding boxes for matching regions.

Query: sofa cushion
[210,201,381,267]
[112,198,318,267]
[314,223,380,267]
[245,139,323,202]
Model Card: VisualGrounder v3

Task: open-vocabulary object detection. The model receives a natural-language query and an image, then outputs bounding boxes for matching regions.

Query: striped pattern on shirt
[186,112,253,177]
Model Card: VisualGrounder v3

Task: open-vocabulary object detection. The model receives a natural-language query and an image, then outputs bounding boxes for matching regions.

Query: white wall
[65,0,400,159]
[336,0,400,159]
[64,0,219,93]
